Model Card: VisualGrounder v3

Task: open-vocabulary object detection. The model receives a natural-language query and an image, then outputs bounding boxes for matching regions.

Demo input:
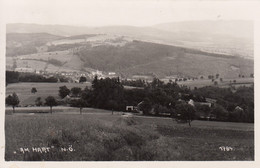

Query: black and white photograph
[0,0,259,167]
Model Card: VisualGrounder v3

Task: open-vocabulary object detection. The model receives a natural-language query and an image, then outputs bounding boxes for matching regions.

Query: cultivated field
[6,82,91,106]
[5,110,254,161]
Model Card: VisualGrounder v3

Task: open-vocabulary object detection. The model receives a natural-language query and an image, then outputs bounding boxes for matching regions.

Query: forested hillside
[76,41,253,78]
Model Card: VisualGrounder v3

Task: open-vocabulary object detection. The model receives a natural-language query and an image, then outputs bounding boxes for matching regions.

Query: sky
[1,0,259,27]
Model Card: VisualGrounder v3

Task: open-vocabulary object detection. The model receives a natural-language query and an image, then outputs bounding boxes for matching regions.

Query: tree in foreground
[70,98,88,114]
[31,87,37,94]
[6,92,20,114]
[45,96,58,114]
[59,85,71,99]
[174,102,195,127]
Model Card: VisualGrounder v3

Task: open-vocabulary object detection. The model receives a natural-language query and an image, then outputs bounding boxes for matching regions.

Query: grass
[177,78,253,89]
[5,111,254,161]
[6,82,91,106]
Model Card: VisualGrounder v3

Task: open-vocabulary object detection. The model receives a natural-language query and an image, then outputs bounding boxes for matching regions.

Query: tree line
[6,76,254,123]
[6,71,69,85]
[58,76,254,123]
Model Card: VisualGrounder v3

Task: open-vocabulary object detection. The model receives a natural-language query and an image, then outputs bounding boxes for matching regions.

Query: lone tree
[45,96,57,114]
[6,92,20,114]
[70,98,88,114]
[59,85,70,99]
[35,97,43,106]
[31,87,37,94]
[79,76,87,83]
[216,74,220,79]
[174,102,195,127]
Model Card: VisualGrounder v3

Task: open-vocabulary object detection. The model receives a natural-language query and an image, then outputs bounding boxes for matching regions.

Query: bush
[211,104,229,121]
[195,104,211,119]
[35,97,43,106]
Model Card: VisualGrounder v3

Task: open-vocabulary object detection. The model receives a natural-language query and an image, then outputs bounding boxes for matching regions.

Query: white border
[0,0,259,167]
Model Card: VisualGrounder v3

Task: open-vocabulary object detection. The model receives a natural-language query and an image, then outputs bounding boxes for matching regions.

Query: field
[6,50,86,72]
[177,78,254,89]
[5,110,254,161]
[6,82,91,106]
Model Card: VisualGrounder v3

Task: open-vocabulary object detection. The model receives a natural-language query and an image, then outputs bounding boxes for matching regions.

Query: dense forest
[75,41,253,78]
[6,71,69,84]
[67,77,254,123]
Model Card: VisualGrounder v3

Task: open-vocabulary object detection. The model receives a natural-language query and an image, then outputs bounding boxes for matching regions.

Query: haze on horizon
[1,0,258,27]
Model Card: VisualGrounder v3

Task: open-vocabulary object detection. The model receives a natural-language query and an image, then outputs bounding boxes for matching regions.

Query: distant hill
[5,22,254,79]
[6,33,62,56]
[76,40,253,78]
[7,21,253,58]
[7,33,62,43]
[153,20,253,39]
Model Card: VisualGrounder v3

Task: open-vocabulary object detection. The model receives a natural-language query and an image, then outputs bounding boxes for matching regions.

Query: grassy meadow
[6,82,91,106]
[5,111,254,161]
[177,78,253,89]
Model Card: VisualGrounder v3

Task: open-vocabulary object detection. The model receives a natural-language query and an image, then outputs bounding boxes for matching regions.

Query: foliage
[139,98,152,115]
[6,71,68,84]
[211,104,229,121]
[121,79,146,87]
[195,104,211,119]
[5,92,20,113]
[59,85,70,99]
[71,87,82,97]
[79,76,87,83]
[153,104,172,116]
[87,76,124,111]
[6,71,19,84]
[229,107,247,122]
[31,87,37,94]
[69,98,88,114]
[192,85,254,122]
[75,40,253,78]
[35,97,43,106]
[45,96,58,113]
[174,102,195,126]
[76,77,254,123]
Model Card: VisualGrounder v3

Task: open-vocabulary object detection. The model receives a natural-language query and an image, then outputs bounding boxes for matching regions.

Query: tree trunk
[188,120,191,127]
[50,106,52,114]
[112,109,114,115]
[12,106,15,114]
[80,108,82,115]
